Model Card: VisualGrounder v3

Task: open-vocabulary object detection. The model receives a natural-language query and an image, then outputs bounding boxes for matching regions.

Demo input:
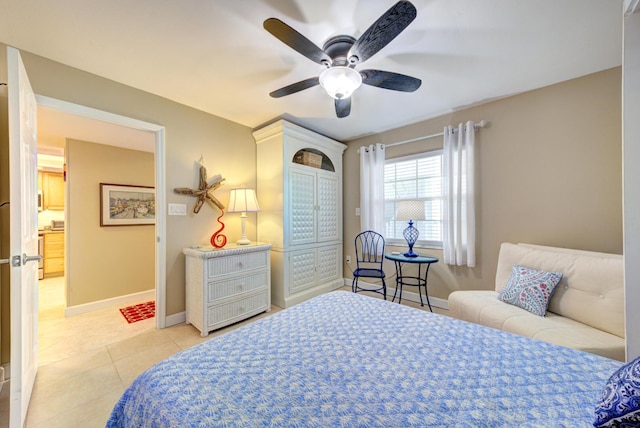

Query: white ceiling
[37,106,156,155]
[0,0,623,143]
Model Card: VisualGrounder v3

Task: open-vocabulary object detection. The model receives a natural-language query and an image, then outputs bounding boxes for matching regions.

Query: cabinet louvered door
[316,245,340,284]
[288,248,317,294]
[316,172,339,242]
[289,168,316,246]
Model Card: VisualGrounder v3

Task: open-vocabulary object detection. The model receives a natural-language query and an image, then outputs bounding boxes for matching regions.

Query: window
[384,150,443,248]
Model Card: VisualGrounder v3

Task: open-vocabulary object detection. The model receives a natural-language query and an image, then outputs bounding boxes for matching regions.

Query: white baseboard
[165,311,186,327]
[65,289,155,317]
[1,363,9,381]
[0,365,5,395]
[343,278,449,311]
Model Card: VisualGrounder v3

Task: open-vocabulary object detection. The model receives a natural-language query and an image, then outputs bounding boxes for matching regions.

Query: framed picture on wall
[100,183,155,226]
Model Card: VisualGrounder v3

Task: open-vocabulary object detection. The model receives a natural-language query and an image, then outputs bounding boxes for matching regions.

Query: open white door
[7,46,41,428]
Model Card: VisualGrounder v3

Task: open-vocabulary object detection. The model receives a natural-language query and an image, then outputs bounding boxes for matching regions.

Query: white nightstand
[183,243,272,337]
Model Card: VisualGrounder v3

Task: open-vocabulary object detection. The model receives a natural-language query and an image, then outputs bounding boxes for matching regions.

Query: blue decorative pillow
[594,356,640,427]
[497,264,562,316]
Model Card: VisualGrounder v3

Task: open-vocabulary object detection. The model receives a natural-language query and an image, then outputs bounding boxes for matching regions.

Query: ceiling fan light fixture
[319,66,362,99]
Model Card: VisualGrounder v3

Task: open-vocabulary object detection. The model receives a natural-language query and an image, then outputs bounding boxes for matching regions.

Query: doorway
[35,95,167,328]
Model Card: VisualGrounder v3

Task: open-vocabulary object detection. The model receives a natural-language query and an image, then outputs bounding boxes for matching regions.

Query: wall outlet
[346,255,351,264]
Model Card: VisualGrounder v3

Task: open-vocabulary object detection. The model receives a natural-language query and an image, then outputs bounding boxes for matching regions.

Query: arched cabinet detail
[292,148,335,172]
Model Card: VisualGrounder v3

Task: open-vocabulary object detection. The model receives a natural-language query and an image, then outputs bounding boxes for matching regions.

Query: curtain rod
[385,120,487,148]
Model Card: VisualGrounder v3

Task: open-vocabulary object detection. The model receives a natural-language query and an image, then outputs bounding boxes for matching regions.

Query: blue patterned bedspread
[107,291,622,427]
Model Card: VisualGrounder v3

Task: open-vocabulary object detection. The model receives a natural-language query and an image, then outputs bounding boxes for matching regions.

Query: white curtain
[442,121,476,267]
[359,143,385,233]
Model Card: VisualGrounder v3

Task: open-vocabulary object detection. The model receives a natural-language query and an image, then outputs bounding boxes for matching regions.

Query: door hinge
[11,255,21,267]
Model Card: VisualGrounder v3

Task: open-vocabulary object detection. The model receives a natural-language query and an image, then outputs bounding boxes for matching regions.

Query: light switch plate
[168,203,187,216]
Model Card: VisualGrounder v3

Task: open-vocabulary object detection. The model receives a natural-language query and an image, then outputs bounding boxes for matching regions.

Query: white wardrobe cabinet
[254,120,347,308]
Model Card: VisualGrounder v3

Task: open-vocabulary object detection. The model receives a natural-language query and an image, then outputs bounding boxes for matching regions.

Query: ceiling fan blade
[269,77,320,98]
[335,97,351,118]
[348,1,417,65]
[264,18,331,66]
[361,69,421,92]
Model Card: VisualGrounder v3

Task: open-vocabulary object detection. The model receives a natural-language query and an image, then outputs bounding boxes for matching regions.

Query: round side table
[384,252,439,311]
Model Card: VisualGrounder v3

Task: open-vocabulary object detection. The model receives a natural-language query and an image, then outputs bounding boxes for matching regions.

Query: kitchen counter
[38,229,65,234]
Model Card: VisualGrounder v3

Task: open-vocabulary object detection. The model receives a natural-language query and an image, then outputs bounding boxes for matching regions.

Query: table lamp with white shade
[396,200,425,257]
[227,188,260,245]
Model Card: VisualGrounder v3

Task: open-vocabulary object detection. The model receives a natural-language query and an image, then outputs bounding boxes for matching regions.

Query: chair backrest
[354,230,385,268]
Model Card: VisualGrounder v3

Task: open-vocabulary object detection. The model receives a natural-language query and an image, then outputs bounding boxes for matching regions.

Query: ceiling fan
[264,1,422,118]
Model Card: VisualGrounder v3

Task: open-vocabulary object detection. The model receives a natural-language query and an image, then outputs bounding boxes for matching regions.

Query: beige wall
[66,139,154,307]
[0,44,257,363]
[343,67,622,301]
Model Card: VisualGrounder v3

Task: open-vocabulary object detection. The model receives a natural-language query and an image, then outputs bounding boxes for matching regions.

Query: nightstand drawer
[208,270,268,303]
[206,251,268,277]
[207,291,269,328]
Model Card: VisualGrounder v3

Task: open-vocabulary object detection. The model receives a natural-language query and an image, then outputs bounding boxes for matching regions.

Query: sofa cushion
[448,290,625,361]
[494,243,624,338]
[497,264,562,316]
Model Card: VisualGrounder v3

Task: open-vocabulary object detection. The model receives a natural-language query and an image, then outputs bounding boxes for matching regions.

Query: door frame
[36,95,167,328]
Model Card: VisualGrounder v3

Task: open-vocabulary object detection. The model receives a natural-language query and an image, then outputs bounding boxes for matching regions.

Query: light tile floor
[5,277,446,427]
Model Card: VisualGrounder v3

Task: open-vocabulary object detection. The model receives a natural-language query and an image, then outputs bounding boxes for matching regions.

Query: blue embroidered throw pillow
[497,264,562,316]
[594,356,640,427]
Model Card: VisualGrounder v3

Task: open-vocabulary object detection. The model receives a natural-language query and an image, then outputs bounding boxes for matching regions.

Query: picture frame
[100,183,155,227]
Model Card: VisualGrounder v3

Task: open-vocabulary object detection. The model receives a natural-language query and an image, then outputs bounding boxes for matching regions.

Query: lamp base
[403,249,419,258]
[237,212,250,245]
[403,220,420,258]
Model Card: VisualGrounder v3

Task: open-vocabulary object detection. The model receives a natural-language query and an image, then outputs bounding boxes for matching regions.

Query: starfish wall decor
[174,160,225,214]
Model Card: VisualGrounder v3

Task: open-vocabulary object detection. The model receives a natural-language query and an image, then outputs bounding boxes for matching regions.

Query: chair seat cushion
[354,268,385,278]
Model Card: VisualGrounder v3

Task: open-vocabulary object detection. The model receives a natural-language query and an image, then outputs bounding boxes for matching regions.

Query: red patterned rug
[119,301,155,324]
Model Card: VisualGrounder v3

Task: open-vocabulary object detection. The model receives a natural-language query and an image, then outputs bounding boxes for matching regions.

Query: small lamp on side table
[227,188,260,245]
[396,200,425,257]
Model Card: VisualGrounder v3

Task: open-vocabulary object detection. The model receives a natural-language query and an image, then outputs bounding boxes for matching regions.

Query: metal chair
[352,230,387,299]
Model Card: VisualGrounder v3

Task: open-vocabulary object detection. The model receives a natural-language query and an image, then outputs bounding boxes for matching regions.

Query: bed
[107,291,624,427]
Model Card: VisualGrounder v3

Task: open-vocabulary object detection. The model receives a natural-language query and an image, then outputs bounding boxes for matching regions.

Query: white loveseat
[448,243,625,361]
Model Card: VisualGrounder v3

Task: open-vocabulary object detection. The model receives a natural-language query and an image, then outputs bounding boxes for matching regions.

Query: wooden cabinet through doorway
[44,232,64,277]
[38,171,64,210]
